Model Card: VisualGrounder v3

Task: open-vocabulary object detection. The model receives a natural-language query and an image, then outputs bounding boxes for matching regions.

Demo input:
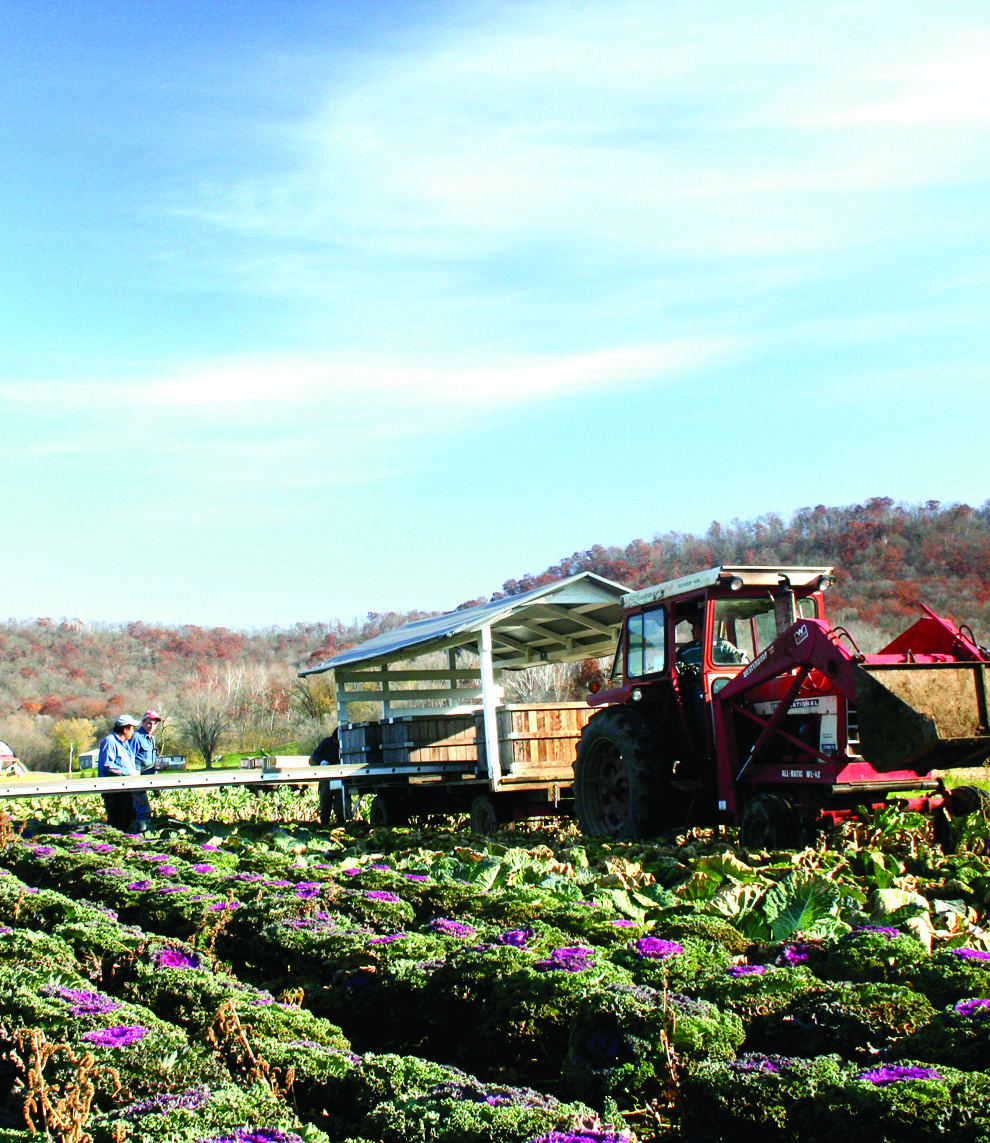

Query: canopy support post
[448,649,459,708]
[335,675,348,728]
[479,624,503,788]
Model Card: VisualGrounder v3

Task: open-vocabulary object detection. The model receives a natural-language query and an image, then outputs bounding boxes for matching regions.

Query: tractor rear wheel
[740,793,804,850]
[574,707,668,840]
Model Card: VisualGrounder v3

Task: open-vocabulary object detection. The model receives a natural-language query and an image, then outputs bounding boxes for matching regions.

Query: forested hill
[498,498,990,637]
[1,497,988,768]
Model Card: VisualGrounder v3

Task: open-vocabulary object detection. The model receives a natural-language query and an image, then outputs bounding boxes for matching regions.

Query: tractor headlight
[728,576,744,591]
[631,687,643,702]
[816,575,834,591]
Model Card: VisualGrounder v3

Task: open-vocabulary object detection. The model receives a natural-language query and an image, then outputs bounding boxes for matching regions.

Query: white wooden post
[448,649,458,707]
[381,664,391,718]
[335,675,348,728]
[478,625,502,788]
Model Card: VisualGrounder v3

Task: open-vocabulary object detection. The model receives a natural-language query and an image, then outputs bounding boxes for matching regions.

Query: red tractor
[573,565,990,848]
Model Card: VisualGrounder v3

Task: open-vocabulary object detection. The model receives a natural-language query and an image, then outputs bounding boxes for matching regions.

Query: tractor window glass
[712,599,773,663]
[713,596,820,659]
[798,596,817,620]
[626,607,666,677]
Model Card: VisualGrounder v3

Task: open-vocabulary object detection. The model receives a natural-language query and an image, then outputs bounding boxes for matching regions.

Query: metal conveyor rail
[0,762,475,800]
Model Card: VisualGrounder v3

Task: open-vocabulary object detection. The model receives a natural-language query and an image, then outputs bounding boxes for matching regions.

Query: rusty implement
[854,661,990,773]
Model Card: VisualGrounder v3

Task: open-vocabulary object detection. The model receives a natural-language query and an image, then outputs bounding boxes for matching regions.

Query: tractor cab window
[712,596,817,661]
[626,606,666,677]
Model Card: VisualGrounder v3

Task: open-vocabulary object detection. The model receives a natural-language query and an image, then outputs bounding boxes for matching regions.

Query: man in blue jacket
[128,710,162,831]
[98,714,140,830]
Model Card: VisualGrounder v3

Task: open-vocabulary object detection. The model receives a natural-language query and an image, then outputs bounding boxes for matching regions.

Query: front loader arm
[716,616,990,777]
[717,619,857,706]
[714,619,856,784]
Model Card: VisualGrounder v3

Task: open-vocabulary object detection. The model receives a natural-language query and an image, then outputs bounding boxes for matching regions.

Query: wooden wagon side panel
[476,703,593,784]
[381,713,480,767]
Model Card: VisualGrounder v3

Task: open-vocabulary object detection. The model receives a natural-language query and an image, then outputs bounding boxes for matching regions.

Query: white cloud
[0,335,724,483]
[184,4,990,240]
[140,0,990,404]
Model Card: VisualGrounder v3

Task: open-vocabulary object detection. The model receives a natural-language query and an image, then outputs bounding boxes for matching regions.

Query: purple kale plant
[121,1085,211,1120]
[954,998,990,1019]
[856,1065,942,1085]
[496,929,533,947]
[428,918,476,937]
[47,987,122,1016]
[632,937,683,960]
[155,948,201,970]
[82,1025,148,1048]
[535,946,594,973]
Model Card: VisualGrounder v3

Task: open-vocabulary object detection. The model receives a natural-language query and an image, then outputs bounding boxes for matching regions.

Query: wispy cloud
[142,0,990,414]
[1,335,720,437]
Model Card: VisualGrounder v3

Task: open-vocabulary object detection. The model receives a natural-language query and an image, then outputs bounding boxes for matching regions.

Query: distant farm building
[0,740,26,776]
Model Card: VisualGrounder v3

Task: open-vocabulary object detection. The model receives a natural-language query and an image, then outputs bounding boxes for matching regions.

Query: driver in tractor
[675,614,747,742]
[677,619,748,668]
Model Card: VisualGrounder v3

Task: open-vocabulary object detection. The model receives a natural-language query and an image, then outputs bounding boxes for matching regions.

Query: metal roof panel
[300,572,629,676]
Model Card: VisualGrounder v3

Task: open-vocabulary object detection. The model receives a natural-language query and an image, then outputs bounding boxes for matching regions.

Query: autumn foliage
[1,497,988,769]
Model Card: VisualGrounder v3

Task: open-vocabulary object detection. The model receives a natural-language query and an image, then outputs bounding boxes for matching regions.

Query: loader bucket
[853,662,990,773]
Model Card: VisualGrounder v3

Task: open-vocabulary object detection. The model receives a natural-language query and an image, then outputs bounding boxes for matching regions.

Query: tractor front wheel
[574,707,667,840]
[740,793,804,850]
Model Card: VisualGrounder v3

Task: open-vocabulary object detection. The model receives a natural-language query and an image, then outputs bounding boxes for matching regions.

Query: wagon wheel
[934,785,990,853]
[573,707,667,840]
[369,793,408,829]
[740,793,804,850]
[470,795,502,835]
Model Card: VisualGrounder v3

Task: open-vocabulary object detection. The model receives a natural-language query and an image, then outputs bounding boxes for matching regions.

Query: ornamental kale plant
[8,809,990,1143]
[680,1053,846,1141]
[819,928,930,985]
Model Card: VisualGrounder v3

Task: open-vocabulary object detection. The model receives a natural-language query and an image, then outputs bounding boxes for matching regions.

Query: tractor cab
[576,565,835,839]
[595,565,833,751]
[576,562,990,847]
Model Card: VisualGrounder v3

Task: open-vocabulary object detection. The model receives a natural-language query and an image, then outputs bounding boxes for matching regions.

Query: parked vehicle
[575,565,990,847]
[297,565,990,847]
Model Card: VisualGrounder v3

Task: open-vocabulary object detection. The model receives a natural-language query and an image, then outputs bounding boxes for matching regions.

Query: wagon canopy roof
[299,572,630,676]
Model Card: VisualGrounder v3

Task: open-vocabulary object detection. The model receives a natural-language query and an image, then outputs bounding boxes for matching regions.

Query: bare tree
[293,674,336,722]
[502,662,578,703]
[179,689,232,769]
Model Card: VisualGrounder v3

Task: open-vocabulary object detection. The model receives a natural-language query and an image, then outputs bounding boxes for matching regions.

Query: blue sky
[2,0,989,628]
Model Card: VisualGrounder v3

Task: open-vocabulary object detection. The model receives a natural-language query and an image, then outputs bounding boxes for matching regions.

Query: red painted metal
[599,568,990,832]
